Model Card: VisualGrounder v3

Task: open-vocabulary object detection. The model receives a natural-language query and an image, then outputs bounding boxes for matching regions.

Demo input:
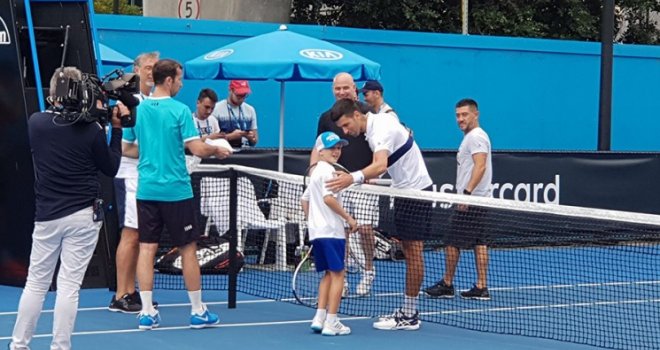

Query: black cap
[360,80,383,93]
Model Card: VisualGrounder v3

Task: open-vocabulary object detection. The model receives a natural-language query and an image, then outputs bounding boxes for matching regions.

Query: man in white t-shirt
[424,98,493,300]
[301,131,357,336]
[192,88,221,141]
[110,51,159,313]
[326,99,433,331]
[211,80,258,148]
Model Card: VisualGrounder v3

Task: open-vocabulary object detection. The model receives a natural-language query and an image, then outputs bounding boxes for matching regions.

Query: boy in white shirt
[301,131,358,336]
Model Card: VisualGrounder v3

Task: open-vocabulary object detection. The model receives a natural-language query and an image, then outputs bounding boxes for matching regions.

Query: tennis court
[3,164,658,350]
[0,285,604,350]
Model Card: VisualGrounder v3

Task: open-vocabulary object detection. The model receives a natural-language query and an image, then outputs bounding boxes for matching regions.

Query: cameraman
[10,67,128,350]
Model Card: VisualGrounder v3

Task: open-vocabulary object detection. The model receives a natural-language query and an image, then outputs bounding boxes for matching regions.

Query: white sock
[402,295,417,316]
[139,291,156,315]
[314,309,327,321]
[326,313,338,324]
[188,290,204,315]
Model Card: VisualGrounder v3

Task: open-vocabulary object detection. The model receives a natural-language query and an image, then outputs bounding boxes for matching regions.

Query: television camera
[53,69,140,127]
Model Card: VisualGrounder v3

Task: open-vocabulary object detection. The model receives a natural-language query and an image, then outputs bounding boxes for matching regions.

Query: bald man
[312,73,372,173]
[311,73,377,297]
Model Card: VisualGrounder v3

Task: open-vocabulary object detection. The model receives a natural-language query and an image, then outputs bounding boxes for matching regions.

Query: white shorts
[114,177,138,229]
[343,190,379,227]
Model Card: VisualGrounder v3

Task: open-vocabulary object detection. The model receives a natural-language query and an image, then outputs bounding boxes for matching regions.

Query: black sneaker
[460,285,491,300]
[129,291,159,309]
[424,280,455,298]
[108,293,141,314]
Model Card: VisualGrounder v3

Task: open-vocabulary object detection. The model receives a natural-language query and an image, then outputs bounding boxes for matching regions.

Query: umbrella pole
[278,81,285,172]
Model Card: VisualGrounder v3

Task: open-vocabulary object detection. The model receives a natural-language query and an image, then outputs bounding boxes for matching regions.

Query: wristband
[463,189,472,195]
[350,171,365,184]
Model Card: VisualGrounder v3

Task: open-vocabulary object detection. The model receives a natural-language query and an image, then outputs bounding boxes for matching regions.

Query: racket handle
[367,178,392,186]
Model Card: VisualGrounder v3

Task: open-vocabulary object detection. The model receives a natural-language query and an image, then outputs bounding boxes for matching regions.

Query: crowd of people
[9,52,492,348]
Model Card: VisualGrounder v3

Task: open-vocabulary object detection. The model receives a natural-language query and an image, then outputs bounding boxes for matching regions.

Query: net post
[227,168,238,309]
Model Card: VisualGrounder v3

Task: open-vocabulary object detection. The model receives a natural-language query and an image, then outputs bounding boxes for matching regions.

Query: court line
[0,316,371,341]
[2,280,656,317]
[285,280,660,303]
[0,299,275,317]
[423,298,660,316]
[491,280,660,292]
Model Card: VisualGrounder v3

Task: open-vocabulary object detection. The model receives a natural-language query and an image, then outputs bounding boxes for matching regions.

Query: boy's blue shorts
[311,238,346,272]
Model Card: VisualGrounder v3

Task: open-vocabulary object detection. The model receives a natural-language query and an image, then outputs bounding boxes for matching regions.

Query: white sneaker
[310,317,324,333]
[356,270,375,296]
[373,309,421,331]
[342,280,349,298]
[321,319,351,336]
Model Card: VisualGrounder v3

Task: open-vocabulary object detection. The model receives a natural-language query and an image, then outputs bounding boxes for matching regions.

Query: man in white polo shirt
[326,98,433,331]
[110,51,159,313]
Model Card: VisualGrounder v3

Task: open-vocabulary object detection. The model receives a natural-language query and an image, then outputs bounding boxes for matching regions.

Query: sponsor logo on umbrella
[299,49,343,61]
[204,49,234,61]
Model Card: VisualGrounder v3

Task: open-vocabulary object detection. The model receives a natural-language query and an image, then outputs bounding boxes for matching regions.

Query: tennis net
[154,164,660,350]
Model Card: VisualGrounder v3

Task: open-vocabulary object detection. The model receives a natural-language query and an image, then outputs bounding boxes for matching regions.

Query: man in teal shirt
[124,59,231,330]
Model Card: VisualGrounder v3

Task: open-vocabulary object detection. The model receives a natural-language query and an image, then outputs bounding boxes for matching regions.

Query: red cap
[229,80,251,95]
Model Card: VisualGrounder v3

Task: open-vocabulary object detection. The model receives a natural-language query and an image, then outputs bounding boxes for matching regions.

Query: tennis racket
[346,231,367,274]
[291,245,322,307]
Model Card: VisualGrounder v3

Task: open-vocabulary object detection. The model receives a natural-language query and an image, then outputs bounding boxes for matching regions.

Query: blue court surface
[0,286,605,350]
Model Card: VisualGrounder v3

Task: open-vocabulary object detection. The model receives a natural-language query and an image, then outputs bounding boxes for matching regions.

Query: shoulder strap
[387,135,414,167]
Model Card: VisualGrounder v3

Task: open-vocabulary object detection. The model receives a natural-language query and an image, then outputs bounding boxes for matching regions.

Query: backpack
[155,235,245,275]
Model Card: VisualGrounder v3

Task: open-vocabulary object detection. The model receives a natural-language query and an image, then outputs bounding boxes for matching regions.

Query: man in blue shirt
[211,80,258,148]
[124,59,231,330]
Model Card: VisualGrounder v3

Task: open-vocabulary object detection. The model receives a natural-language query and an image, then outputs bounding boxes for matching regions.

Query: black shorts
[137,198,200,247]
[444,206,489,249]
[393,196,434,241]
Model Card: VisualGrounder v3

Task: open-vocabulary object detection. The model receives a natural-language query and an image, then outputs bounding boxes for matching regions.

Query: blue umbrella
[99,43,133,66]
[185,25,381,171]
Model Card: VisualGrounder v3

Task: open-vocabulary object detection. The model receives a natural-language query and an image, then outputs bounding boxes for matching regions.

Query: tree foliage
[290,0,660,45]
[93,0,142,16]
[617,0,660,43]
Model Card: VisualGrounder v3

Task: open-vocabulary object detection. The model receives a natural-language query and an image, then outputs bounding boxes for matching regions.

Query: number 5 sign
[178,0,200,19]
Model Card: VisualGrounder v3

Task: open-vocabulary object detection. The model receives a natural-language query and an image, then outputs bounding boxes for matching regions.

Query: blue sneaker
[138,311,161,330]
[190,307,219,329]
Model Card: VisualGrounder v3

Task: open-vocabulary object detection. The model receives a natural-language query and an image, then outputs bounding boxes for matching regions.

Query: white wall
[143,0,292,23]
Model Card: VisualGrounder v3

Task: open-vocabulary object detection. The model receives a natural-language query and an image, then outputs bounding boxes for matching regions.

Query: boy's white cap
[315,131,349,151]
